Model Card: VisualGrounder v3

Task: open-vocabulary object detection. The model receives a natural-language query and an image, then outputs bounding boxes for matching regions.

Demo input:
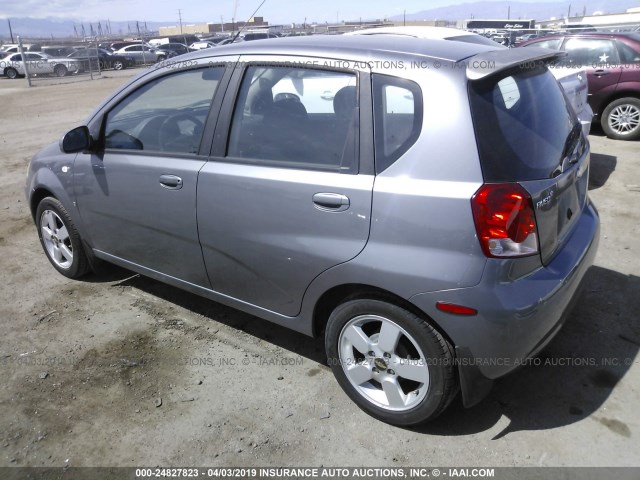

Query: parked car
[109,41,141,51]
[189,41,219,50]
[350,26,593,136]
[113,44,166,64]
[0,43,41,53]
[519,32,640,140]
[97,42,116,51]
[26,35,599,426]
[2,52,79,78]
[199,36,230,45]
[216,38,241,46]
[155,43,194,57]
[242,32,280,41]
[67,48,134,71]
[347,26,500,46]
[42,46,78,57]
[515,33,544,44]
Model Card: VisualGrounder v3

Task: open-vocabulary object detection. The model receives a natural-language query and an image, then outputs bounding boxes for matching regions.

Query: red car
[519,32,640,140]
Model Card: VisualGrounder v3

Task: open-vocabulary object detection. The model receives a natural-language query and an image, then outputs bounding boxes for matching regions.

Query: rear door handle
[593,70,609,77]
[159,174,183,190]
[312,192,350,212]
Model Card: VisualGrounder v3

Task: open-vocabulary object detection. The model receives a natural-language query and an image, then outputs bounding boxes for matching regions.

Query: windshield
[469,65,579,181]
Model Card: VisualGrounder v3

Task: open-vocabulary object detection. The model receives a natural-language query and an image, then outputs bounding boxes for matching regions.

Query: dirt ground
[0,71,639,469]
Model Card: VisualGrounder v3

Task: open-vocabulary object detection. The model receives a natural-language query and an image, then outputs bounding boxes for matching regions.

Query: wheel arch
[597,89,640,117]
[311,283,455,347]
[29,187,56,220]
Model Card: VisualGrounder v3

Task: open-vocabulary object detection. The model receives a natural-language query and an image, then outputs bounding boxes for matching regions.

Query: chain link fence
[1,36,156,87]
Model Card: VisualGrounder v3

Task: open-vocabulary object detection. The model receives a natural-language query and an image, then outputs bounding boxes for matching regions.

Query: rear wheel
[325,299,457,426]
[36,197,90,279]
[601,97,640,141]
[54,64,68,77]
[5,67,18,79]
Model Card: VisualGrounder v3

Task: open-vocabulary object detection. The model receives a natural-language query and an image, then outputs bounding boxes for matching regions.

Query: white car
[1,52,79,78]
[113,44,165,64]
[189,41,218,50]
[348,27,593,135]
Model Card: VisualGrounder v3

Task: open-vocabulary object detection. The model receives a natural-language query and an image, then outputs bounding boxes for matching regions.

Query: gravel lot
[0,71,639,469]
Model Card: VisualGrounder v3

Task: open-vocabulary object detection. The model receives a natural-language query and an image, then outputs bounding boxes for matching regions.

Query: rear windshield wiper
[562,122,582,164]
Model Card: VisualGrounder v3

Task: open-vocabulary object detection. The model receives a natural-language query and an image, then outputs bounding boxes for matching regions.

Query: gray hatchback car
[26,36,600,426]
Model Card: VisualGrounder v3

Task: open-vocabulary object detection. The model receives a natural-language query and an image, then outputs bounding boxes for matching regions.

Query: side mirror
[60,126,93,153]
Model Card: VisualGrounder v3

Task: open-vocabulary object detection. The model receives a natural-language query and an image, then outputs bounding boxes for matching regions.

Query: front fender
[26,142,81,229]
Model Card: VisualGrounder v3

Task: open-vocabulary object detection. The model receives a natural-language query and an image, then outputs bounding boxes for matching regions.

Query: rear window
[469,66,577,181]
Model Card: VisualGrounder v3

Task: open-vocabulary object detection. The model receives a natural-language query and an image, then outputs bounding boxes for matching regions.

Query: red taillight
[471,183,539,258]
[436,302,478,316]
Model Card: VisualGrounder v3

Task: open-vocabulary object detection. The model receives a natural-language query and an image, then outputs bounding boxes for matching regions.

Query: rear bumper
[579,103,594,137]
[409,200,600,405]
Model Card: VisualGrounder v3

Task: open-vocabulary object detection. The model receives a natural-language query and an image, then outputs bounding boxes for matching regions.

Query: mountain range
[390,0,640,22]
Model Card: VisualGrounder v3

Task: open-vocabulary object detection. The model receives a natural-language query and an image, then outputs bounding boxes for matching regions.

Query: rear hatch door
[468,49,590,264]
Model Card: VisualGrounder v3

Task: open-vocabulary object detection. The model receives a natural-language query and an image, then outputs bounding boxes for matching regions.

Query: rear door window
[227,66,358,173]
[372,74,422,173]
[563,38,620,66]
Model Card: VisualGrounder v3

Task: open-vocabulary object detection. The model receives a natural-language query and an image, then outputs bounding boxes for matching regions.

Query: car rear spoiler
[466,47,567,80]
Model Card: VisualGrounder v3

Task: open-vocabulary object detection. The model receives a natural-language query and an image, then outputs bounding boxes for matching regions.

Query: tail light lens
[471,183,539,258]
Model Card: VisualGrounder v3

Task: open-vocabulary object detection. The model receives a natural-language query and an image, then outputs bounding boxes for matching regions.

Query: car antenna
[232,0,267,43]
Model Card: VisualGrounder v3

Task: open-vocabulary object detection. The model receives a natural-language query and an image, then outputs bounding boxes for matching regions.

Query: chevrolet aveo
[26,36,600,426]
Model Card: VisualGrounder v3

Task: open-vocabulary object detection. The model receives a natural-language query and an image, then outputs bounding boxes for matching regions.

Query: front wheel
[113,60,124,70]
[601,97,640,141]
[325,299,457,426]
[35,197,90,279]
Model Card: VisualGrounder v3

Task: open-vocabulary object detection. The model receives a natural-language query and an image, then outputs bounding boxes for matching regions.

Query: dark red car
[519,33,640,140]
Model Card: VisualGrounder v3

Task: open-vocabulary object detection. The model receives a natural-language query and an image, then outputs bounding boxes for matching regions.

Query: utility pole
[567,4,572,20]
[403,10,406,26]
[507,5,511,19]
[8,19,14,43]
[178,9,186,45]
[233,0,239,34]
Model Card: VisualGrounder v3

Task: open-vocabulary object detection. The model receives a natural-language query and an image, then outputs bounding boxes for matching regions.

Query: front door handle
[312,192,350,212]
[159,174,183,190]
[593,69,610,77]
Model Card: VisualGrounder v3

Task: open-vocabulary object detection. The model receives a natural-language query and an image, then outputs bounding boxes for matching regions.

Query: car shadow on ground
[96,264,638,438]
[416,265,639,438]
[107,266,327,363]
[589,153,617,190]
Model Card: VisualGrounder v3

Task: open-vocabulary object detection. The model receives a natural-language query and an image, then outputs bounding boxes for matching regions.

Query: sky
[0,0,564,24]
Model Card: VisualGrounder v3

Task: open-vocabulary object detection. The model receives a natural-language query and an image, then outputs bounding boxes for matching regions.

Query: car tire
[113,60,124,70]
[325,298,457,426]
[601,97,640,141]
[36,197,90,279]
[54,64,68,77]
[5,67,18,79]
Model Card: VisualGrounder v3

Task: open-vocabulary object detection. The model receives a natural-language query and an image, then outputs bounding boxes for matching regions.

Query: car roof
[181,34,501,63]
